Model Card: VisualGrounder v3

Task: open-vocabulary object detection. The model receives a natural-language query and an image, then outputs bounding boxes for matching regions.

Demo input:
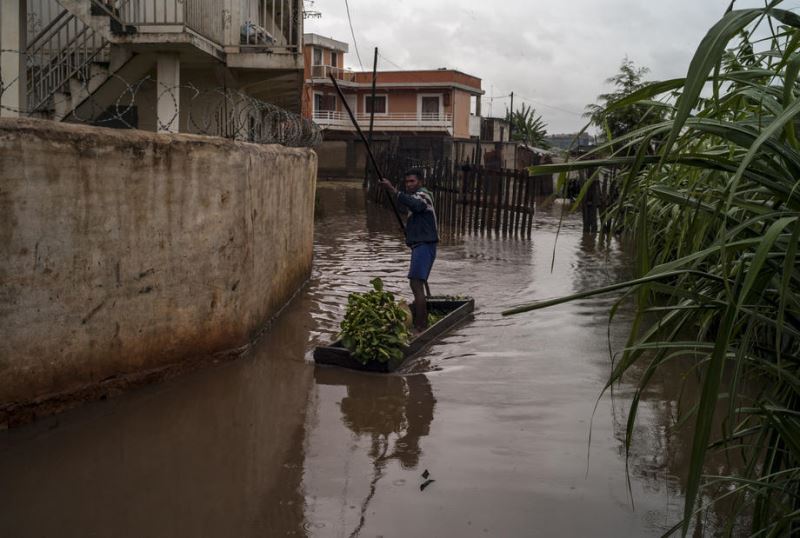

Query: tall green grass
[505,3,800,535]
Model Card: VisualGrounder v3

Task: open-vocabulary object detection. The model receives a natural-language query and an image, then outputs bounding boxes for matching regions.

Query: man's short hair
[404,168,424,181]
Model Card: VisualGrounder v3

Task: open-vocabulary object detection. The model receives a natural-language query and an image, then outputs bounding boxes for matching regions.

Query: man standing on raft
[380,168,439,333]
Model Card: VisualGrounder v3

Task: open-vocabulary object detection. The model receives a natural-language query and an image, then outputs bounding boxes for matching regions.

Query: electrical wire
[481,94,512,101]
[511,92,583,116]
[378,52,404,70]
[343,0,364,70]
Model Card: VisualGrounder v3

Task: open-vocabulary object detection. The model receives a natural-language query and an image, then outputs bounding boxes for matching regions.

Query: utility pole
[508,91,514,141]
[509,91,515,169]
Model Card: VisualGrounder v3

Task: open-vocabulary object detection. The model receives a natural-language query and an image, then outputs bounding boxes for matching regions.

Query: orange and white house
[302,33,484,175]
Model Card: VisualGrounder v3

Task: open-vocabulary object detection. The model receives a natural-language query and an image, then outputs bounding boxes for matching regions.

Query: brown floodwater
[1,180,699,537]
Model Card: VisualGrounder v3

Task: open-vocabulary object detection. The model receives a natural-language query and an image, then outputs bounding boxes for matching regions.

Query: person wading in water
[380,169,439,333]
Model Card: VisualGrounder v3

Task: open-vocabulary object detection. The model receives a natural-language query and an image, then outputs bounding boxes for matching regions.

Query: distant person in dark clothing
[380,169,438,332]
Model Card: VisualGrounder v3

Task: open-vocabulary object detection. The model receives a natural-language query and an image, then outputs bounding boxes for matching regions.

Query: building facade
[301,33,483,177]
[1,0,305,134]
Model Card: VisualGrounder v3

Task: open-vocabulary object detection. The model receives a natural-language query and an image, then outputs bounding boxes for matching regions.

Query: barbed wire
[0,50,321,147]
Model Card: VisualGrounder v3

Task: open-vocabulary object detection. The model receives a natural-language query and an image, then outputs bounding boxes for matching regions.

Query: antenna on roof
[303,0,322,19]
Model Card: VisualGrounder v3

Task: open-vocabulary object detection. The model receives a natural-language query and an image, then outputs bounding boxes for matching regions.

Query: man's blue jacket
[395,187,439,246]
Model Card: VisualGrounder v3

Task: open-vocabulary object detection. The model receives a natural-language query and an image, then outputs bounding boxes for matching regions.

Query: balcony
[313,111,453,134]
[309,65,356,83]
[114,0,302,51]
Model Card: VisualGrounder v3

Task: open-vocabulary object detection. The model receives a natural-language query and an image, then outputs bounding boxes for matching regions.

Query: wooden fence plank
[371,156,537,239]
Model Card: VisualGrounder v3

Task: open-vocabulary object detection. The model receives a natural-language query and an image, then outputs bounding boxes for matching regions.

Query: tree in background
[585,57,664,140]
[505,103,549,148]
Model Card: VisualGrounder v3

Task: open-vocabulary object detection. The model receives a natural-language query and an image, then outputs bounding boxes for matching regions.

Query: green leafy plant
[505,103,549,148]
[340,277,410,364]
[584,57,665,142]
[427,310,446,327]
[508,4,800,535]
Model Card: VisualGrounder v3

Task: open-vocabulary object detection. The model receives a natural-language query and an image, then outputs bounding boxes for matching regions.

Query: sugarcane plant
[505,2,800,535]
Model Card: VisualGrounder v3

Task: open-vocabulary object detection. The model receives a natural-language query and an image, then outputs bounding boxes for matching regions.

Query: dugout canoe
[313,297,475,373]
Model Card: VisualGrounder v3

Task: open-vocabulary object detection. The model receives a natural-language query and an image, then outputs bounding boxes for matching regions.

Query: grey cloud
[308,0,759,131]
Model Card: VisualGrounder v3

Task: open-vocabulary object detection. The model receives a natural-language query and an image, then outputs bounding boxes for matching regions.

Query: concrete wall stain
[0,118,318,411]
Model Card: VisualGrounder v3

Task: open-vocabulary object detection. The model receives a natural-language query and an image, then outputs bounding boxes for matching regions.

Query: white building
[0,0,305,133]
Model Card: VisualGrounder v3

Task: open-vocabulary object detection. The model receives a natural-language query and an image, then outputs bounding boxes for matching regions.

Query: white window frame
[417,93,443,121]
[330,51,338,67]
[313,91,337,117]
[312,47,323,66]
[363,94,389,116]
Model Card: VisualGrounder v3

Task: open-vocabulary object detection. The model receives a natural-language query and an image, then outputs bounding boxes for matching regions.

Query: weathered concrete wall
[316,139,349,177]
[0,118,317,406]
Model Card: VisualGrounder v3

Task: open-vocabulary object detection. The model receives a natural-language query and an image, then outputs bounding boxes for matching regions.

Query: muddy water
[1,181,691,537]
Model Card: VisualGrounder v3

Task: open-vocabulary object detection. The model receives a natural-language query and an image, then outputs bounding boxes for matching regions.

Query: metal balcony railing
[313,110,453,131]
[114,0,301,49]
[240,0,301,49]
[116,0,225,44]
[309,65,355,82]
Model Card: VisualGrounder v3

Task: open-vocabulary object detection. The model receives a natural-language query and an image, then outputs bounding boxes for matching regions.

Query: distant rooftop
[303,33,349,53]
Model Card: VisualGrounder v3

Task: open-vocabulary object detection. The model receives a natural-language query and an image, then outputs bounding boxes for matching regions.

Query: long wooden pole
[329,73,405,232]
[363,47,378,188]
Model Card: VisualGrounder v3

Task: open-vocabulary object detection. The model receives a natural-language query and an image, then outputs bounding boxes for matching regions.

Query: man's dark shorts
[408,242,436,281]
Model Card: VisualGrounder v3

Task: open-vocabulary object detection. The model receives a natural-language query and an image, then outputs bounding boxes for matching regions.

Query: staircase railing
[27,0,71,49]
[26,7,109,114]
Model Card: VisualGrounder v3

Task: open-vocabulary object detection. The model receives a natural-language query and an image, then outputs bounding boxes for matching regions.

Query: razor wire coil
[0,50,321,148]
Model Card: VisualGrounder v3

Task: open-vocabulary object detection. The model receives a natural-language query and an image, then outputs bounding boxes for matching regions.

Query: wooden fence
[566,167,618,233]
[369,157,543,238]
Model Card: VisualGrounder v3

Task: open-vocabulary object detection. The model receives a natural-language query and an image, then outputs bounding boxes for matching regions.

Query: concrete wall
[0,118,317,406]
[453,89,471,139]
[316,139,349,176]
[387,92,419,115]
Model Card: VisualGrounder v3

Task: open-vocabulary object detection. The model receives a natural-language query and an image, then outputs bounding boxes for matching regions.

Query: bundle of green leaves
[340,277,410,364]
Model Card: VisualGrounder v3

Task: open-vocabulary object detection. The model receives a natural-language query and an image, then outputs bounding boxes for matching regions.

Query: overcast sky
[305,0,753,133]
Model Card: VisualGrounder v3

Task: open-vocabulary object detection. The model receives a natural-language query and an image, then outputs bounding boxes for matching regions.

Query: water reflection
[316,369,435,471]
[0,285,314,537]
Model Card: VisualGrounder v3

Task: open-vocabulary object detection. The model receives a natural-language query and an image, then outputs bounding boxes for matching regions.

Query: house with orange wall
[302,33,484,176]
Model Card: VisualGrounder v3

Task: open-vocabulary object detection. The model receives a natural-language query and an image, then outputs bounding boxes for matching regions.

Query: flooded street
[1,181,689,536]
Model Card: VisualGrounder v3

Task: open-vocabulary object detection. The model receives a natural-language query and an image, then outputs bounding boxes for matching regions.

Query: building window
[313,47,322,65]
[314,93,337,115]
[419,95,441,120]
[365,95,387,114]
[330,51,338,68]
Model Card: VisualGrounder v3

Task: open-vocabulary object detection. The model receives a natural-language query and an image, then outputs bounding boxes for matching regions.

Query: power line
[343,0,364,70]
[481,94,512,101]
[511,92,583,116]
[378,51,404,70]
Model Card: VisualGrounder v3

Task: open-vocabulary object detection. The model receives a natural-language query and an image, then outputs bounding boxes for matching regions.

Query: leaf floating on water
[420,479,435,491]
[421,469,430,479]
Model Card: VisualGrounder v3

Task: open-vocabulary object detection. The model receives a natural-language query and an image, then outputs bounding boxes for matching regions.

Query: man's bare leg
[410,278,427,331]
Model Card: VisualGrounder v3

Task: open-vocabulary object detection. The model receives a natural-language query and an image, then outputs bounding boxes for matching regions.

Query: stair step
[110,19,137,36]
[53,91,72,121]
